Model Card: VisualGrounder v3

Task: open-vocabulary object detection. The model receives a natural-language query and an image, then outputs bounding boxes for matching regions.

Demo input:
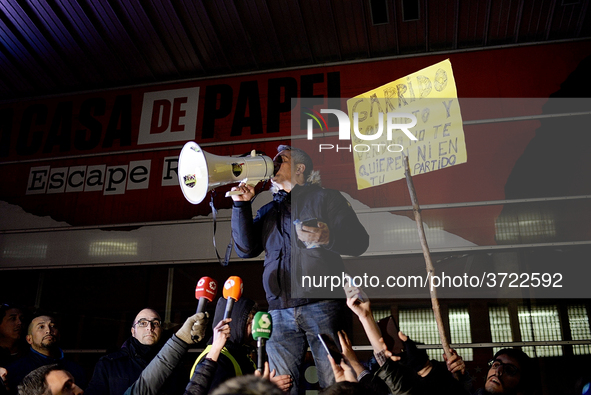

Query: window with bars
[399,308,442,361]
[372,307,392,322]
[399,307,473,361]
[449,308,473,361]
[567,305,591,355]
[489,306,513,355]
[518,305,563,357]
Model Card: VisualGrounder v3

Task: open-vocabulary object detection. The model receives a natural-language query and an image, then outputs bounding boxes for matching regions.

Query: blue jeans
[267,300,345,395]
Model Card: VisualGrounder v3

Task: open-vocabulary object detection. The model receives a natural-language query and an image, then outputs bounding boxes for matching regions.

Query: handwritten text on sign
[346,59,467,190]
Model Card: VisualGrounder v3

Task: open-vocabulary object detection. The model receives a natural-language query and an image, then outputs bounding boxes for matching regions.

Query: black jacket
[232,183,369,310]
[86,337,177,395]
[184,358,218,395]
[124,334,190,395]
[362,359,471,395]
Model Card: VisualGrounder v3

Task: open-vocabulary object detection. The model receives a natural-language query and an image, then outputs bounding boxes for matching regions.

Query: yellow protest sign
[346,59,467,190]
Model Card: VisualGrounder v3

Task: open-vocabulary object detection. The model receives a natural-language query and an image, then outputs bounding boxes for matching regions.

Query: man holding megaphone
[229,145,370,394]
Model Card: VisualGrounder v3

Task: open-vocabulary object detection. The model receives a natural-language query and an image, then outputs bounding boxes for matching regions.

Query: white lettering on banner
[161,156,179,186]
[26,160,151,196]
[137,87,200,145]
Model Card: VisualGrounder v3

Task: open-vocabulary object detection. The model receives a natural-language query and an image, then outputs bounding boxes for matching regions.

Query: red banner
[1,41,590,246]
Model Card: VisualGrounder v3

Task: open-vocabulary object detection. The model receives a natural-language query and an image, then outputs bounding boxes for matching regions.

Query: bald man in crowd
[5,314,86,394]
[85,308,177,395]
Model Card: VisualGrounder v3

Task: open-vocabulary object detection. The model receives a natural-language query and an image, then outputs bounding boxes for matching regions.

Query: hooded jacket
[186,297,257,394]
[231,182,369,310]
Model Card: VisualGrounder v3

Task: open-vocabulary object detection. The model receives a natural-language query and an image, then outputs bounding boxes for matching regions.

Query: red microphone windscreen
[223,276,243,301]
[195,276,217,302]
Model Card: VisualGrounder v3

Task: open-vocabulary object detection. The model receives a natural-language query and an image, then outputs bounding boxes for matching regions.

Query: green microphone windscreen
[252,311,272,340]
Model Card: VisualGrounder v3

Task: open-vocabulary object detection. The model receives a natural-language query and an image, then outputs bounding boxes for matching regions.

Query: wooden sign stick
[403,155,453,361]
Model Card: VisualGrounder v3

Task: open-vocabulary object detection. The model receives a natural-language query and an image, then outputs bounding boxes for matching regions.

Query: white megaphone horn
[178,141,274,204]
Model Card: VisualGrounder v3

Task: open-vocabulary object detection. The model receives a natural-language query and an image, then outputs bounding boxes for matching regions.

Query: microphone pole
[252,311,273,373]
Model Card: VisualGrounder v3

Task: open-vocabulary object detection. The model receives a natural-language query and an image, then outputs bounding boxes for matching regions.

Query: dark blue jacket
[231,183,369,310]
[6,347,87,394]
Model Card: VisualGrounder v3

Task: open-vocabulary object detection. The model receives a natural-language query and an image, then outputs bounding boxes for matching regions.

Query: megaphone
[178,142,274,204]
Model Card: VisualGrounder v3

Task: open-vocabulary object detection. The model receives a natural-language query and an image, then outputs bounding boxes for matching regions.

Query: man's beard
[37,336,58,351]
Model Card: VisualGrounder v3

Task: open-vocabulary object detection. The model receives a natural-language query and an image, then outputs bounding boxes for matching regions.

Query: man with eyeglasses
[86,308,177,395]
[479,348,535,395]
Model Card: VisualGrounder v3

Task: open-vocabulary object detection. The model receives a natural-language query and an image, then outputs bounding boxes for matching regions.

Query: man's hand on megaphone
[230,183,255,202]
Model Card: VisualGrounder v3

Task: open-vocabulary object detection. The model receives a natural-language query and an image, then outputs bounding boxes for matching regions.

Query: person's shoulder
[306,183,343,196]
[6,350,37,370]
[253,200,276,219]
[99,346,133,363]
[310,185,350,204]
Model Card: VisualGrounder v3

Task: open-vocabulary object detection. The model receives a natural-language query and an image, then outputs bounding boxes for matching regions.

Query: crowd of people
[1,145,539,394]
[0,297,536,395]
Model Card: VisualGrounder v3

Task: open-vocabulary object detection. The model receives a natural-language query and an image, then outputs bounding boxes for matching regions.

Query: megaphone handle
[224,179,260,197]
[225,190,244,197]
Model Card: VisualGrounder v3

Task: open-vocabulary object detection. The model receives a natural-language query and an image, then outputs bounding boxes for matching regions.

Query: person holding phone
[230,145,370,394]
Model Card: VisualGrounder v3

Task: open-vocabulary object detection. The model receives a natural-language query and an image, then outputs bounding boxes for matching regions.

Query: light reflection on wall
[384,222,444,245]
[495,209,556,243]
[88,241,138,256]
[2,244,48,259]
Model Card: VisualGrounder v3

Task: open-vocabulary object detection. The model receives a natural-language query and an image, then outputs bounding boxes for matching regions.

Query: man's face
[131,309,162,346]
[485,354,522,394]
[0,308,24,341]
[272,150,292,191]
[26,316,59,355]
[46,370,83,395]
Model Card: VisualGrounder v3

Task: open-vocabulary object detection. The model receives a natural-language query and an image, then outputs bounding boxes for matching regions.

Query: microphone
[222,276,243,320]
[195,276,218,313]
[192,276,218,341]
[252,311,272,373]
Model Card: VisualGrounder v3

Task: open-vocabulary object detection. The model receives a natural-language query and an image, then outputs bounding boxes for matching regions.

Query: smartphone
[301,218,319,228]
[342,273,368,304]
[318,333,342,364]
[377,316,405,356]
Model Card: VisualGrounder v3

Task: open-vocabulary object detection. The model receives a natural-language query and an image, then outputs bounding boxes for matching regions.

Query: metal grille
[372,307,391,322]
[449,307,473,361]
[518,305,563,357]
[399,308,442,361]
[567,305,591,355]
[489,305,514,355]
